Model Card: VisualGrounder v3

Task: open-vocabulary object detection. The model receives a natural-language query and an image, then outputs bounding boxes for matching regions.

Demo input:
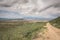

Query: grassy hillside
[0,21,47,40]
[49,17,60,29]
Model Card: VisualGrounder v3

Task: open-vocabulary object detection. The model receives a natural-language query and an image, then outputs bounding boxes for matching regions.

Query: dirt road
[33,23,60,40]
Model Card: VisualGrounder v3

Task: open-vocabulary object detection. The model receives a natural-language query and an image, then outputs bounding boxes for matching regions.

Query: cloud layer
[0,0,60,19]
[0,10,23,18]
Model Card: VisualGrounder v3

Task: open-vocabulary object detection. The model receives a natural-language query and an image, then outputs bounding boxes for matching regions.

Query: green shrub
[49,17,60,29]
[0,21,46,40]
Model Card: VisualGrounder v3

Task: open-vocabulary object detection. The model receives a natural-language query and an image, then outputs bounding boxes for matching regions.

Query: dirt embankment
[33,23,60,40]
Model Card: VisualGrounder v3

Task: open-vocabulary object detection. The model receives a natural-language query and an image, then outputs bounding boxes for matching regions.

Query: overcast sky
[0,0,60,19]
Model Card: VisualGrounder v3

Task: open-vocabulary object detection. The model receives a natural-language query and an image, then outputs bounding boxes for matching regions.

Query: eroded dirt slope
[33,23,60,40]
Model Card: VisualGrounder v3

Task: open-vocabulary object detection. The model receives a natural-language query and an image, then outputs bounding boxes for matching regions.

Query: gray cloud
[0,0,3,1]
[0,0,29,7]
[0,0,60,19]
[0,0,19,7]
[0,10,23,18]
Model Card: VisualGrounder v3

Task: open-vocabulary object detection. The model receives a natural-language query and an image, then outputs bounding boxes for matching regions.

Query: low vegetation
[49,17,60,29]
[0,21,47,40]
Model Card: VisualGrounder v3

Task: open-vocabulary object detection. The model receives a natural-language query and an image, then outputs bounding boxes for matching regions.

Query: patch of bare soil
[33,23,60,40]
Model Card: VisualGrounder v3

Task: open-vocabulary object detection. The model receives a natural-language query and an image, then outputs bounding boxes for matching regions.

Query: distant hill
[0,18,24,21]
[49,17,60,28]
[24,17,51,21]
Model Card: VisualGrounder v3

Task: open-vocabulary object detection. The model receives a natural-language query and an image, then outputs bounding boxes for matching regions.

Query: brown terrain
[33,23,60,40]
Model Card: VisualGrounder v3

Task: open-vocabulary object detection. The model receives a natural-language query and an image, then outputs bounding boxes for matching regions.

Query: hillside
[0,21,46,40]
[49,17,60,28]
[33,23,60,40]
